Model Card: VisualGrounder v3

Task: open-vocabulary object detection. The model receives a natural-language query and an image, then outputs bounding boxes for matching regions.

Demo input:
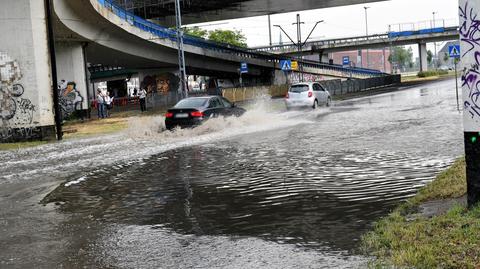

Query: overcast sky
[189,0,458,56]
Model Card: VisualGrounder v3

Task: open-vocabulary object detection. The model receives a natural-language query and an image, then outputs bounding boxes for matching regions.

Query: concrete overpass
[252,27,459,55]
[252,26,460,71]
[112,0,388,26]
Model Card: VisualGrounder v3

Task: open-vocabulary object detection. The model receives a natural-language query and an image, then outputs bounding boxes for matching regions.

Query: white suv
[285,82,331,110]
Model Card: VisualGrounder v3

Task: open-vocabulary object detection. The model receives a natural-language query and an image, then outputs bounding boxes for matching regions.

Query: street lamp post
[432,11,437,68]
[174,0,188,99]
[274,14,323,82]
[364,6,370,69]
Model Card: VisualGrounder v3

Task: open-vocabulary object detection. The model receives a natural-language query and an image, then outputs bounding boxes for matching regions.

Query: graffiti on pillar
[58,80,84,119]
[156,75,171,96]
[288,72,324,83]
[0,52,36,124]
[459,2,480,58]
[0,52,42,142]
[460,1,480,128]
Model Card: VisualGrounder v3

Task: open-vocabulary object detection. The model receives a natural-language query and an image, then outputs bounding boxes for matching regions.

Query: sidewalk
[63,107,167,138]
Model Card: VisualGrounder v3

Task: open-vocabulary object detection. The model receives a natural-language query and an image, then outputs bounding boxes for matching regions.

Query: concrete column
[418,43,428,72]
[320,53,329,64]
[55,42,89,119]
[460,0,480,207]
[357,50,363,68]
[273,69,287,85]
[0,0,55,142]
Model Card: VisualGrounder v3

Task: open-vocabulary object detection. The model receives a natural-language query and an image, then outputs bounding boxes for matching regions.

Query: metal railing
[252,26,459,53]
[96,0,387,77]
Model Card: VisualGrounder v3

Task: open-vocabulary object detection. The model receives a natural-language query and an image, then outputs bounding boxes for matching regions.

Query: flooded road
[0,79,463,268]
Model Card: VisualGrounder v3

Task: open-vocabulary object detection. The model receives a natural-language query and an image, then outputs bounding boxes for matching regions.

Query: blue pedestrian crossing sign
[280,59,292,71]
[449,45,460,58]
[342,56,350,66]
[240,62,248,74]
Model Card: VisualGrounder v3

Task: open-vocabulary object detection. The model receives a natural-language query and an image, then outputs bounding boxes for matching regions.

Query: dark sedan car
[165,96,246,130]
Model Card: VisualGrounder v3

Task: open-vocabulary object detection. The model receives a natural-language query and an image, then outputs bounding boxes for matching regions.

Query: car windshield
[174,98,209,108]
[289,85,309,93]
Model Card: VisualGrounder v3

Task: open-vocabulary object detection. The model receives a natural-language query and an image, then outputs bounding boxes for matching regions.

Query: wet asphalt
[0,79,463,268]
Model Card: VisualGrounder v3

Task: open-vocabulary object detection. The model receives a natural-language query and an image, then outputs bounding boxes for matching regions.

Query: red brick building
[330,50,392,72]
[305,49,392,73]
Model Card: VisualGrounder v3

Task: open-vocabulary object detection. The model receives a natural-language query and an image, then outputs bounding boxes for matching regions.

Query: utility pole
[268,14,272,46]
[433,11,437,68]
[174,0,188,99]
[293,14,305,81]
[364,6,370,69]
[274,15,323,83]
[44,0,62,140]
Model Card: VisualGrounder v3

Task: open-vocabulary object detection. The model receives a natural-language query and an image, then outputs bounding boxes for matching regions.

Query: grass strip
[361,158,479,268]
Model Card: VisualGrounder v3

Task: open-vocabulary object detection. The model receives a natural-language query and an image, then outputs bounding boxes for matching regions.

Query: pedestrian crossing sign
[280,60,292,71]
[449,45,460,58]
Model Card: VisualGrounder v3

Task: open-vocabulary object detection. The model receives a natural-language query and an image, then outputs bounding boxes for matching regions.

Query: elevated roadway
[112,0,388,26]
[53,0,386,79]
[252,27,460,56]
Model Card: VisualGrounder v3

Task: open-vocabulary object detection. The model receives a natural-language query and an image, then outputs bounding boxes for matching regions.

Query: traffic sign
[342,56,350,66]
[240,62,248,74]
[291,61,299,70]
[280,60,292,71]
[449,45,460,58]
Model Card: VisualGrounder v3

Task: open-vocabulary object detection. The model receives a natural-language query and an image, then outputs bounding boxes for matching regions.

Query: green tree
[427,50,433,65]
[183,26,208,39]
[207,29,247,48]
[443,53,449,63]
[388,46,414,70]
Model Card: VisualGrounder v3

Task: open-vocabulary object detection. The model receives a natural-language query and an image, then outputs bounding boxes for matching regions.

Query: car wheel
[326,97,332,107]
[312,100,318,109]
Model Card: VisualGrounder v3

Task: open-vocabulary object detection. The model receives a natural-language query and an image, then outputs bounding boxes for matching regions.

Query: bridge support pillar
[320,52,330,64]
[55,42,89,120]
[418,43,428,72]
[1,0,56,142]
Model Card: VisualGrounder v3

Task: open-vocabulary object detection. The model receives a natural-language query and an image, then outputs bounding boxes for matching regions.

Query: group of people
[96,87,148,119]
[96,89,114,119]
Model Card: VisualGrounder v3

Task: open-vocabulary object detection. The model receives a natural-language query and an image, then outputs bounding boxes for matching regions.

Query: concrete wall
[0,0,55,142]
[55,42,88,119]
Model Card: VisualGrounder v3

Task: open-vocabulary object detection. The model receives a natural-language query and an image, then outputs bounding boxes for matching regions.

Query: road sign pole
[455,59,459,111]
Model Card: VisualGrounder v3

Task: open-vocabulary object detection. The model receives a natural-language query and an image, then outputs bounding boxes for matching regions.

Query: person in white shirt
[139,88,147,112]
[96,89,106,119]
[104,91,114,117]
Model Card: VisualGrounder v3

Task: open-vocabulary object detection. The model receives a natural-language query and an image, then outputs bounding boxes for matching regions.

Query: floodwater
[0,79,463,268]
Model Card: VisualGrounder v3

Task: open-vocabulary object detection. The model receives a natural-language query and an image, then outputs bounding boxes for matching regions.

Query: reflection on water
[43,145,450,251]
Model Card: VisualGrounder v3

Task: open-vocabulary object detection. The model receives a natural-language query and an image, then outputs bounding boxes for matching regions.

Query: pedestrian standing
[97,89,106,119]
[105,91,114,117]
[139,87,147,112]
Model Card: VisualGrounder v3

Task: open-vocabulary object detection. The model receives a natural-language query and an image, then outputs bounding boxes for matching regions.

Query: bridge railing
[252,26,459,53]
[96,0,387,77]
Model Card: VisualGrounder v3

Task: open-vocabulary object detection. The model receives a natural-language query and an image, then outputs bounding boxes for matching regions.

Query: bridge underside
[113,0,387,26]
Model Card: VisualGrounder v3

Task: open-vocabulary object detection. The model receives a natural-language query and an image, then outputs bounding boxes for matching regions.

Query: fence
[319,75,401,96]
[222,75,401,103]
[222,85,288,102]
